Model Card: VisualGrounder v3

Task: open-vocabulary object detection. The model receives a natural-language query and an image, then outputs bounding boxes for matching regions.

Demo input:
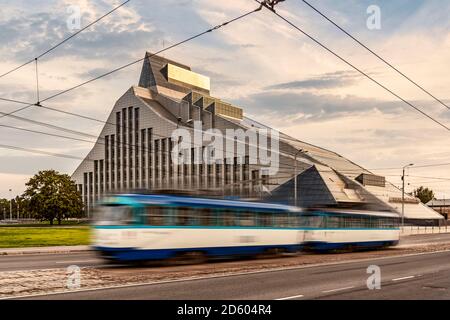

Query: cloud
[0,1,161,63]
[236,90,406,124]
[1,0,450,198]
[264,70,362,90]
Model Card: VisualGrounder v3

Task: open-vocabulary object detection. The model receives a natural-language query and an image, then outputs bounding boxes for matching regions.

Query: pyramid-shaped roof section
[139,52,210,96]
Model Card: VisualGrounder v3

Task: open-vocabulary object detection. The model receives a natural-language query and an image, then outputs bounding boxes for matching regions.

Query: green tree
[23,170,83,225]
[413,186,435,204]
[0,199,10,220]
[14,195,30,219]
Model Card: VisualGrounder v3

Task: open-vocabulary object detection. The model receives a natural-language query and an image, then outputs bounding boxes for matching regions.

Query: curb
[0,246,92,256]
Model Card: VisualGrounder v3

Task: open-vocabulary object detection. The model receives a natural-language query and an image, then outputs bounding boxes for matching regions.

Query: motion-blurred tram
[92,194,400,262]
[301,208,400,252]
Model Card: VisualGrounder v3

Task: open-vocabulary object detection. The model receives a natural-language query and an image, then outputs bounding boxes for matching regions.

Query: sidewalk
[0,245,91,256]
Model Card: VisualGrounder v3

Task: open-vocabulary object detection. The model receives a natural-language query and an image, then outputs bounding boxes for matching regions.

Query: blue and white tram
[301,208,400,252]
[92,194,305,262]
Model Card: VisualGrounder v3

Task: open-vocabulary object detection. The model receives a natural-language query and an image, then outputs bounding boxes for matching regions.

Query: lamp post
[9,189,12,222]
[401,163,414,227]
[294,149,305,207]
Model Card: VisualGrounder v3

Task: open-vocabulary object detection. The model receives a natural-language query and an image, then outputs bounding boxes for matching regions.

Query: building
[426,199,450,219]
[71,52,444,225]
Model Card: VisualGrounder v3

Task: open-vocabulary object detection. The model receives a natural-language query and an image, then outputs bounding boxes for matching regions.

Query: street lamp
[294,149,306,207]
[9,189,12,222]
[401,163,414,227]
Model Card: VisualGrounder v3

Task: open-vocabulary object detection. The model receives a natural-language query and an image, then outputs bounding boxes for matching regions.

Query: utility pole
[401,163,414,227]
[294,149,305,207]
[9,189,12,221]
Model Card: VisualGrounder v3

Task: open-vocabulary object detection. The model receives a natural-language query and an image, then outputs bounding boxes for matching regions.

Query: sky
[0,0,449,199]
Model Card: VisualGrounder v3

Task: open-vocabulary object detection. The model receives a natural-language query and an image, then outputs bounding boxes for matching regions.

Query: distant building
[71,52,443,225]
[426,199,450,219]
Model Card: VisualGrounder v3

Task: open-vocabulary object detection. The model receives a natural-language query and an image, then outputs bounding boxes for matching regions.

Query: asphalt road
[12,249,450,300]
[1,233,449,273]
[2,233,450,300]
[0,252,103,272]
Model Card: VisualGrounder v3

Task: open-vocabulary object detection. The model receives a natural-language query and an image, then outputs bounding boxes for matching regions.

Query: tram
[91,193,400,262]
[92,193,304,262]
[301,208,400,252]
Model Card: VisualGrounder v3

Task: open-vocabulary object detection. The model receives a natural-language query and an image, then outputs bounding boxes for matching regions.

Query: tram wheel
[260,248,285,259]
[171,251,208,265]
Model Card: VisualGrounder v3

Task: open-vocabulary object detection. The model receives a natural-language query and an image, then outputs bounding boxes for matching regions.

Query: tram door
[297,230,306,248]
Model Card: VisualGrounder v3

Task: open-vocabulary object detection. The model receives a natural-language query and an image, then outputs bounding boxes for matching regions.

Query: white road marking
[276,294,304,300]
[322,286,355,293]
[392,276,415,282]
[55,260,99,264]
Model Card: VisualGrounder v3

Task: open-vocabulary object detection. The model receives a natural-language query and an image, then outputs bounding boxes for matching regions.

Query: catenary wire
[254,0,450,132]
[300,0,450,111]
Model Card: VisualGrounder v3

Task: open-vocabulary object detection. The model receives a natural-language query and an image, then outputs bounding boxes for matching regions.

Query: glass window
[303,215,324,228]
[273,214,289,228]
[94,205,134,226]
[288,214,300,228]
[239,212,256,227]
[198,209,215,226]
[176,207,194,226]
[374,217,382,228]
[326,216,340,228]
[220,211,236,227]
[258,213,273,227]
[366,216,375,228]
[146,206,166,226]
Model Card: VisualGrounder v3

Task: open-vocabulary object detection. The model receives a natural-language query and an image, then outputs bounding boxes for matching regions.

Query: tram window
[220,211,236,227]
[326,216,340,228]
[198,209,215,226]
[370,217,377,228]
[258,213,272,227]
[343,216,351,228]
[343,216,352,228]
[384,218,393,228]
[94,205,134,226]
[298,215,308,227]
[146,206,166,226]
[176,207,194,226]
[367,216,376,228]
[391,218,400,228]
[388,218,398,228]
[288,214,300,228]
[361,216,370,228]
[274,214,289,228]
[302,215,324,228]
[342,216,350,228]
[373,217,380,228]
[357,217,364,228]
[350,217,363,228]
[239,212,256,227]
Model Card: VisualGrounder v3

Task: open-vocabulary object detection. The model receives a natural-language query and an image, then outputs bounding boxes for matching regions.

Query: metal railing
[401,225,450,235]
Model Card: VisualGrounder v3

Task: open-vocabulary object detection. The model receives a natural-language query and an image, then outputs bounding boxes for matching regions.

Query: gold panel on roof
[167,64,210,92]
[215,101,243,120]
